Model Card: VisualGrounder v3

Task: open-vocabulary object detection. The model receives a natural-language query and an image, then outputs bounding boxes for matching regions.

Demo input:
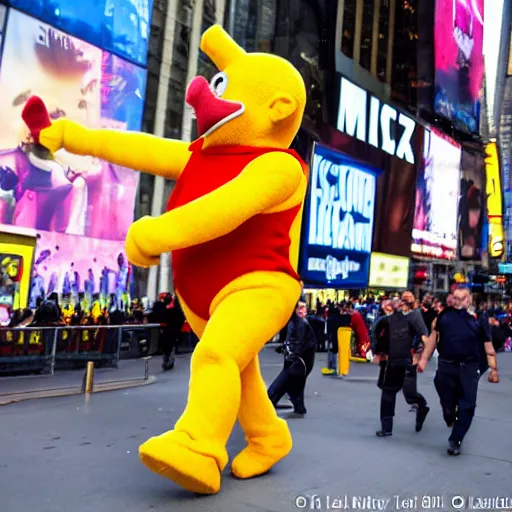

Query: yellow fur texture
[37,25,307,495]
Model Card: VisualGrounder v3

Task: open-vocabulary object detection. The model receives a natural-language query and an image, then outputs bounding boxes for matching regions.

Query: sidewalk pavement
[0,355,172,399]
[1,347,511,512]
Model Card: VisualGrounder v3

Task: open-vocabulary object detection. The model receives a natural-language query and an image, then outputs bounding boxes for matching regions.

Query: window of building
[377,0,390,82]
[391,0,419,109]
[164,0,194,139]
[197,0,218,80]
[359,0,374,71]
[341,0,357,59]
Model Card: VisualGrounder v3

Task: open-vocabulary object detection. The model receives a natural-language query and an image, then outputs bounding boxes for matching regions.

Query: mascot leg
[231,354,293,479]
[138,272,299,494]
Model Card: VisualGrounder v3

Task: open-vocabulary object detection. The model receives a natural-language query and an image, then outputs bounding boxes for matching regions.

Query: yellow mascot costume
[22,25,307,495]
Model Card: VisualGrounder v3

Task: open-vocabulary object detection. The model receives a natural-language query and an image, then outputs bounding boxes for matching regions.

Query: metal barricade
[0,324,161,375]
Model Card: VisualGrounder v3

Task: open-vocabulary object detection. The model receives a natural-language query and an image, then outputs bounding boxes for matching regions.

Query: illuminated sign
[412,129,461,260]
[337,77,417,165]
[300,143,378,288]
[498,263,512,274]
[485,142,504,258]
[369,253,410,289]
[508,36,512,76]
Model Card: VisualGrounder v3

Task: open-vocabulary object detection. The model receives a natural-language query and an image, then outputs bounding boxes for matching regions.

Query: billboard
[31,231,130,307]
[300,143,378,289]
[0,10,145,299]
[337,76,418,165]
[434,0,484,133]
[412,129,461,260]
[485,142,504,258]
[369,253,410,289]
[0,225,37,311]
[0,10,146,240]
[458,149,485,261]
[8,0,152,66]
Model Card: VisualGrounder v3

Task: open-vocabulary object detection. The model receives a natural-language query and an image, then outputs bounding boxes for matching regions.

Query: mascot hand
[125,216,161,268]
[38,119,68,154]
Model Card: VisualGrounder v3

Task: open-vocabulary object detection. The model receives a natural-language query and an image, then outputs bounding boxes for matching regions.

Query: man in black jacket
[268,301,316,416]
[373,296,430,437]
[418,286,499,456]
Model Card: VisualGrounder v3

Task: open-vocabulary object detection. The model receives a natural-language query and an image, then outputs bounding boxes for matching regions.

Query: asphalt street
[1,348,511,512]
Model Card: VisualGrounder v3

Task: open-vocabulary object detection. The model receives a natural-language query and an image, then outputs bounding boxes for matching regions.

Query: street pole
[147,0,180,303]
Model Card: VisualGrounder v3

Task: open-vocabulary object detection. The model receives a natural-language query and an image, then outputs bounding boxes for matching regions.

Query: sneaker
[447,440,461,456]
[376,430,392,437]
[288,411,306,418]
[415,406,430,432]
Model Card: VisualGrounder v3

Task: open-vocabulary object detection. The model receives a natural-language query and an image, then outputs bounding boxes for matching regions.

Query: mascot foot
[231,420,292,479]
[139,432,221,494]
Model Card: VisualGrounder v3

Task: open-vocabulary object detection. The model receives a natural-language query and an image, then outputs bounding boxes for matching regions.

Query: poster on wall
[8,0,153,66]
[458,150,485,261]
[434,0,484,133]
[300,143,378,289]
[412,128,461,260]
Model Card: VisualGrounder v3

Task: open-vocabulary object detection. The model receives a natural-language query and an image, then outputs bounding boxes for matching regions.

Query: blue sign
[300,143,378,288]
[9,0,153,66]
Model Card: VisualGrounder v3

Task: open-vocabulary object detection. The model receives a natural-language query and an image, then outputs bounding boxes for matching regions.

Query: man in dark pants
[268,301,316,416]
[419,286,500,456]
[373,296,430,437]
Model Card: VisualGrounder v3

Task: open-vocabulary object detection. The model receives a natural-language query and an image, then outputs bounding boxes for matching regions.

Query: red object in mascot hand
[21,96,52,143]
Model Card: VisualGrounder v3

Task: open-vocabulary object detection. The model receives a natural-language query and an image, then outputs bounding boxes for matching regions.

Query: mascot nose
[185,76,210,109]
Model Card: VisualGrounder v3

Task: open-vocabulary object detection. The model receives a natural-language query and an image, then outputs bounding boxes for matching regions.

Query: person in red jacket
[344,302,370,359]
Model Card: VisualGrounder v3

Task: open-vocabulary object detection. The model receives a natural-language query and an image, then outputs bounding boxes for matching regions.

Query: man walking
[373,296,430,437]
[418,286,500,455]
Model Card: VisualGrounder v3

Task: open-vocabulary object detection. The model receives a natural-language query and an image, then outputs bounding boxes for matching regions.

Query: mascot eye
[210,72,228,97]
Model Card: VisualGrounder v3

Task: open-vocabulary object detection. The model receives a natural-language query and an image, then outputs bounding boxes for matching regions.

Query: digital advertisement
[434,0,484,133]
[0,225,37,310]
[412,129,461,260]
[0,10,145,301]
[458,149,485,261]
[0,10,145,241]
[31,231,131,306]
[8,0,153,66]
[300,143,377,289]
[368,253,410,289]
[485,142,504,258]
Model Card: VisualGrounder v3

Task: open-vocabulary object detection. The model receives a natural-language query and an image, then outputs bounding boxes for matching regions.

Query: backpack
[387,312,413,360]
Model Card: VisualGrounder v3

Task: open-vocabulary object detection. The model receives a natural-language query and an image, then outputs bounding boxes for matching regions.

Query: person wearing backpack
[373,295,430,437]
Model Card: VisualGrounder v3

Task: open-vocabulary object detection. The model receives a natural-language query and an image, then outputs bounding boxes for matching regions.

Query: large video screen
[31,231,131,306]
[458,150,485,261]
[0,10,145,299]
[300,143,378,289]
[8,0,152,66]
[0,9,146,240]
[434,0,484,134]
[412,129,461,260]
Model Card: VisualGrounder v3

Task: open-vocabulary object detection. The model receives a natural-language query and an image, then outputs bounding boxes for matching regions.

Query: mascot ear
[268,93,298,124]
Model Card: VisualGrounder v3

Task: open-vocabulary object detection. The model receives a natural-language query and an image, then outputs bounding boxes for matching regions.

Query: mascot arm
[133,152,303,255]
[41,119,191,180]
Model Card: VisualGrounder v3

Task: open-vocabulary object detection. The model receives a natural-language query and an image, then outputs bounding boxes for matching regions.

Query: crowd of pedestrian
[266,286,505,457]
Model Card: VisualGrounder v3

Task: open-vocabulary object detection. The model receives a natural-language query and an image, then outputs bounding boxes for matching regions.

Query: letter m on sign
[337,78,367,143]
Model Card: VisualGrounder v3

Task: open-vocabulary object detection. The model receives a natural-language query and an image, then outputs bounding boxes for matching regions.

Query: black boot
[447,439,461,456]
[376,417,393,437]
[290,396,307,416]
[415,405,430,432]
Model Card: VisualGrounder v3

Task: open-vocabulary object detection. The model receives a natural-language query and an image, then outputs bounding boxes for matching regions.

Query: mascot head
[186,25,306,149]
